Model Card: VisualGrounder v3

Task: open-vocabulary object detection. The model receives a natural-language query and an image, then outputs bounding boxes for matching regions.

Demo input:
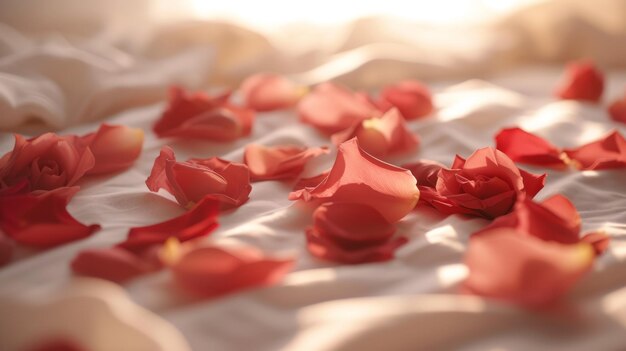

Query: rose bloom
[419,147,546,219]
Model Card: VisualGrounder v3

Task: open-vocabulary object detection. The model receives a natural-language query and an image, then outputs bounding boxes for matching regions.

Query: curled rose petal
[293,171,330,192]
[377,80,434,120]
[495,128,567,169]
[609,92,626,124]
[401,159,445,188]
[171,246,294,298]
[240,73,304,111]
[118,197,220,254]
[464,227,595,307]
[146,146,251,209]
[71,247,155,283]
[80,124,144,175]
[298,82,380,134]
[0,187,100,247]
[419,147,546,219]
[306,202,407,264]
[0,232,14,267]
[289,138,420,222]
[563,131,626,170]
[154,86,254,141]
[331,108,419,157]
[244,144,329,181]
[555,60,604,102]
[581,231,611,256]
[0,133,95,191]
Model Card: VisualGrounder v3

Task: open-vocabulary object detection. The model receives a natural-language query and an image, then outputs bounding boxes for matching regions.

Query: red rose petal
[172,246,294,298]
[80,124,144,175]
[609,92,626,124]
[289,138,420,222]
[555,60,604,102]
[293,171,330,192]
[0,187,100,247]
[581,231,611,256]
[244,144,329,181]
[377,80,434,120]
[298,82,380,134]
[495,128,566,169]
[25,337,88,351]
[563,131,626,170]
[154,86,254,141]
[401,160,445,188]
[0,232,14,267]
[464,227,595,307]
[118,196,220,254]
[71,247,154,283]
[240,73,303,111]
[331,108,419,157]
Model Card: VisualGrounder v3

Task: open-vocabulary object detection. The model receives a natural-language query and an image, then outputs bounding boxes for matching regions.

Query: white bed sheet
[1,66,625,351]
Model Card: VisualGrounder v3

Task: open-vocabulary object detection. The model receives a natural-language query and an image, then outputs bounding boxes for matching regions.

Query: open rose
[146,146,251,209]
[0,133,95,192]
[289,138,419,222]
[240,73,305,111]
[244,144,329,181]
[331,108,419,158]
[154,86,254,141]
[306,202,407,264]
[418,147,546,219]
[555,60,604,102]
[377,80,434,120]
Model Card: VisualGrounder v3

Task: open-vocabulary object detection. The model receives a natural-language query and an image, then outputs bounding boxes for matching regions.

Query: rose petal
[298,82,380,134]
[401,160,445,188]
[118,197,220,254]
[377,80,434,120]
[154,86,254,141]
[555,60,604,102]
[172,246,294,298]
[563,131,626,170]
[25,337,88,351]
[289,138,420,222]
[495,128,566,169]
[244,144,329,181]
[331,108,419,157]
[71,247,154,283]
[0,231,14,267]
[240,73,303,111]
[0,187,100,247]
[81,124,144,175]
[609,93,626,124]
[293,171,330,192]
[464,227,595,307]
[581,231,611,256]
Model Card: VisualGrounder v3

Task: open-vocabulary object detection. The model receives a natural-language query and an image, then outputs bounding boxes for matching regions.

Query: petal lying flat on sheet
[71,247,154,283]
[298,82,380,134]
[118,197,220,254]
[80,124,144,175]
[0,187,100,247]
[377,80,434,120]
[331,108,419,157]
[495,127,567,169]
[146,146,251,209]
[172,246,294,298]
[609,92,626,124]
[289,138,419,222]
[555,60,604,103]
[464,227,594,307]
[244,144,329,181]
[305,202,406,264]
[240,73,304,111]
[563,130,626,170]
[154,86,254,141]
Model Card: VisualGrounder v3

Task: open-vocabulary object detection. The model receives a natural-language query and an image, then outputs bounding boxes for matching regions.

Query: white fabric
[1,0,626,350]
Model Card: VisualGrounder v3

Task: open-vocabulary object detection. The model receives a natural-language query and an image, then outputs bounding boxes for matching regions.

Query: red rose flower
[555,60,604,102]
[79,124,144,175]
[331,108,419,157]
[154,86,254,141]
[609,90,626,124]
[0,187,100,247]
[240,73,304,111]
[146,146,251,209]
[306,202,407,264]
[298,82,380,134]
[289,138,420,222]
[463,227,595,307]
[244,144,329,181]
[171,246,294,298]
[377,80,434,120]
[0,133,95,192]
[418,147,546,219]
